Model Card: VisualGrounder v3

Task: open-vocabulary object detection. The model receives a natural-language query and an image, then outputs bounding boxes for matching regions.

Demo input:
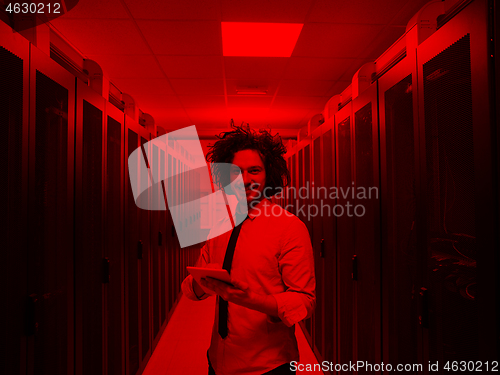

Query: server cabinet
[352,83,381,372]
[124,117,152,375]
[148,135,167,351]
[296,141,314,344]
[167,152,175,312]
[74,79,106,375]
[378,57,420,369]
[311,129,325,359]
[104,102,126,375]
[291,153,297,215]
[27,45,76,375]
[158,146,168,331]
[416,0,498,369]
[311,122,337,368]
[320,126,337,365]
[334,102,355,371]
[0,23,30,375]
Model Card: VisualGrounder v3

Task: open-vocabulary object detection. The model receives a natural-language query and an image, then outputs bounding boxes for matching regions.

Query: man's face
[230,149,267,205]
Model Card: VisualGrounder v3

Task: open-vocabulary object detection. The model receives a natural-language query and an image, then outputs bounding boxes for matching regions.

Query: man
[181,124,315,375]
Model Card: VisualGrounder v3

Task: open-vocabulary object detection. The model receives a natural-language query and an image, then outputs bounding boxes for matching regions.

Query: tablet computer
[186,266,233,286]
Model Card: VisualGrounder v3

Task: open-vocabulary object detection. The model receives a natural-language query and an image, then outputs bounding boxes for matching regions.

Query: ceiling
[49,0,430,136]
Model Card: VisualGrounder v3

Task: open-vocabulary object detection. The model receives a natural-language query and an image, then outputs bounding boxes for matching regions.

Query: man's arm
[270,218,316,326]
[181,241,211,301]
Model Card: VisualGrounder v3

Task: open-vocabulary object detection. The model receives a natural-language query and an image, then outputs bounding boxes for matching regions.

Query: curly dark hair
[205,123,290,197]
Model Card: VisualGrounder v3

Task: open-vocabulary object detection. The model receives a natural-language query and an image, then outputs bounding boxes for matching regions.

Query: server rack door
[311,130,325,359]
[28,45,76,375]
[104,102,125,375]
[124,126,140,375]
[378,57,419,369]
[159,147,168,329]
[167,152,175,312]
[303,143,314,344]
[173,157,179,302]
[124,118,152,375]
[74,79,106,375]
[139,135,152,365]
[334,102,355,370]
[291,153,297,215]
[297,144,313,343]
[322,126,337,365]
[0,24,30,375]
[352,83,381,372]
[416,0,498,366]
[150,141,161,350]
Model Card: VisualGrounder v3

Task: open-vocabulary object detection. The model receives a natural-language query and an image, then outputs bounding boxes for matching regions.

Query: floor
[143,295,324,375]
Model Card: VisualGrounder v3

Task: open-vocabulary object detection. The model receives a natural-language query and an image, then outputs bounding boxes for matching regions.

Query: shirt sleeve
[272,219,316,327]
[181,240,211,301]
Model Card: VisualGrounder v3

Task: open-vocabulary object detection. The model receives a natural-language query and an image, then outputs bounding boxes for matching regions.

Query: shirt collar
[246,198,270,221]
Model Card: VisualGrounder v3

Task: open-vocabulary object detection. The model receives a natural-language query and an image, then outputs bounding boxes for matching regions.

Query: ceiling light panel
[222,22,303,57]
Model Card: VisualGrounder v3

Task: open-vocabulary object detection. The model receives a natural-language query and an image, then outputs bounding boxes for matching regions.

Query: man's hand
[200,277,279,318]
[192,263,222,297]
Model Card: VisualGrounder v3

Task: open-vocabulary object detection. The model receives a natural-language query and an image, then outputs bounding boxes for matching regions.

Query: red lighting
[221,22,303,57]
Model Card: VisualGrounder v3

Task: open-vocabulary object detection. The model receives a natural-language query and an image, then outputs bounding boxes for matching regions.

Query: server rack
[0,20,30,375]
[416,0,498,369]
[334,102,355,371]
[378,55,420,369]
[74,78,106,375]
[311,120,337,369]
[2,21,203,375]
[27,44,76,375]
[124,116,152,375]
[351,83,381,372]
[104,101,126,375]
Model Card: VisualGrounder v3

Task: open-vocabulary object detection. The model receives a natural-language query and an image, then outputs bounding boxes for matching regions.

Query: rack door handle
[352,255,358,281]
[103,257,110,284]
[26,294,38,336]
[419,287,429,328]
[320,238,325,258]
[138,240,143,259]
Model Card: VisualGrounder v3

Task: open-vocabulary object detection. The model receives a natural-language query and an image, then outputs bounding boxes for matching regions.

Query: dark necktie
[218,213,247,339]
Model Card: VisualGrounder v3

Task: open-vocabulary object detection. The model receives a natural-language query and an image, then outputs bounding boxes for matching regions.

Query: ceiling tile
[283,57,364,81]
[227,96,273,108]
[271,96,324,109]
[358,25,406,60]
[220,0,314,23]
[123,0,219,20]
[224,57,288,79]
[178,95,226,108]
[169,79,225,95]
[111,78,177,109]
[325,80,351,97]
[266,108,313,126]
[62,0,130,19]
[277,80,334,97]
[50,19,151,55]
[153,109,193,129]
[136,20,222,55]
[157,56,223,79]
[87,55,164,79]
[186,108,231,126]
[292,23,384,58]
[307,0,408,24]
[225,79,279,96]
